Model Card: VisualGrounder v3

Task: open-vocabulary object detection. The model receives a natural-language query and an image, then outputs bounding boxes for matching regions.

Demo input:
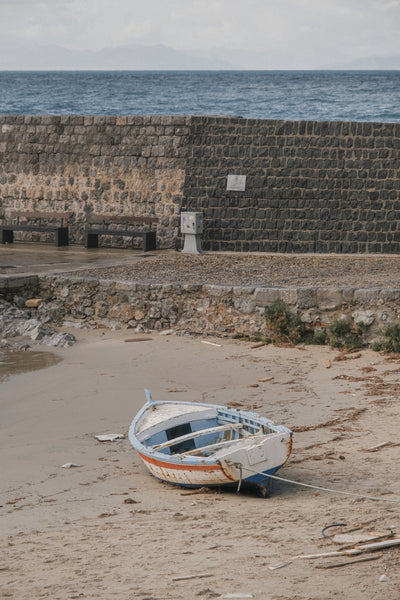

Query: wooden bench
[84,215,157,252]
[0,211,70,246]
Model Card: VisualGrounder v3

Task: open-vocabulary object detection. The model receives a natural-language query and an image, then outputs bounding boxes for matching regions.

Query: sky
[1,0,400,69]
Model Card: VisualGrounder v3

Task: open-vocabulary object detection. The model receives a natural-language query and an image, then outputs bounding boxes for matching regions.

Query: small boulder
[44,332,76,347]
[25,298,43,309]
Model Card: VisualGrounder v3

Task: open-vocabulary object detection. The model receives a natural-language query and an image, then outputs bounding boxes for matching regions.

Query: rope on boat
[227,462,400,504]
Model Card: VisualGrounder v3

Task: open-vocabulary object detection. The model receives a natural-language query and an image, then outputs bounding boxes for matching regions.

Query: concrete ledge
[0,274,39,293]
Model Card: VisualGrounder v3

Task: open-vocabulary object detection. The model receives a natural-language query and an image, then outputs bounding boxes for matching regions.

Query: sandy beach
[1,328,399,600]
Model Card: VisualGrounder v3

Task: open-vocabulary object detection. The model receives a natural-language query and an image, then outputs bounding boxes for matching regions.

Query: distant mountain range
[0,43,252,70]
[1,42,400,71]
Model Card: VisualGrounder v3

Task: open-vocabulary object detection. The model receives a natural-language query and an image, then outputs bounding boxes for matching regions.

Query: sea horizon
[1,70,400,121]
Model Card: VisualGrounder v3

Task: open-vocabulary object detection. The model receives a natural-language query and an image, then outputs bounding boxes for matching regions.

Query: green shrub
[263,302,372,349]
[326,318,366,350]
[306,328,328,345]
[372,323,400,353]
[264,300,306,346]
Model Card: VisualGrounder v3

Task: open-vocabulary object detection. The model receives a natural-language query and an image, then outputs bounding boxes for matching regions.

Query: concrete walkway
[0,243,158,277]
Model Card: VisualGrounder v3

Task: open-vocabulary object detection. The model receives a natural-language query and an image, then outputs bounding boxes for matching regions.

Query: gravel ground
[72,252,400,288]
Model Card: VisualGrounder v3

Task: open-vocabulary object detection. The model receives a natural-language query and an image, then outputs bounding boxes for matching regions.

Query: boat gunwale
[129,398,292,467]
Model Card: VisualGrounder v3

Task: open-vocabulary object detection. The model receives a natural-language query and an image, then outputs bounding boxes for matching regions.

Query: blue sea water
[0,70,400,122]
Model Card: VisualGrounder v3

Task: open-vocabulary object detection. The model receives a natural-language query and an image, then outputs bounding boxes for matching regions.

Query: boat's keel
[251,478,273,498]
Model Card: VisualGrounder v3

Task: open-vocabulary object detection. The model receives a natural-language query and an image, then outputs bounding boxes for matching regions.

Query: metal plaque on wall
[227,174,247,191]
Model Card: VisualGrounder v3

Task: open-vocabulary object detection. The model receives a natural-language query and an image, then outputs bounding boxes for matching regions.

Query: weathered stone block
[353,289,382,306]
[297,288,317,309]
[203,285,233,297]
[316,289,343,310]
[253,287,280,306]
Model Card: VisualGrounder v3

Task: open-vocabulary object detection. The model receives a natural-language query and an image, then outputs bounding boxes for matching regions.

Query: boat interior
[137,404,275,457]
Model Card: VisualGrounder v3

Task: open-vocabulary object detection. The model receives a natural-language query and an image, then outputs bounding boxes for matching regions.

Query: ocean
[1,70,400,122]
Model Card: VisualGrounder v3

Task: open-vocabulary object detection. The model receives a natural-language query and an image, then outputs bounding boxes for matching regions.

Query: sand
[1,329,399,600]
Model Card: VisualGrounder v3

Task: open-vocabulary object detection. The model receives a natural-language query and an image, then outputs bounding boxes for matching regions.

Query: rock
[13,295,28,308]
[148,305,161,319]
[322,359,331,368]
[376,309,394,324]
[336,313,351,324]
[19,318,43,337]
[63,320,85,329]
[0,298,76,348]
[30,326,46,341]
[109,303,134,321]
[38,302,65,323]
[43,332,76,347]
[134,309,146,321]
[300,310,319,324]
[25,298,43,308]
[352,309,375,326]
[234,296,256,314]
[17,344,30,351]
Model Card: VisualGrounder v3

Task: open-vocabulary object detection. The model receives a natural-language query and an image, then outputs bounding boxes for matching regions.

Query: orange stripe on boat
[138,452,220,471]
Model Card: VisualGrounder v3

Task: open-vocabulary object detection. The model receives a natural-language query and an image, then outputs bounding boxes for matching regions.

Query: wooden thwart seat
[153,423,243,452]
[84,215,157,251]
[0,211,70,246]
[182,432,264,456]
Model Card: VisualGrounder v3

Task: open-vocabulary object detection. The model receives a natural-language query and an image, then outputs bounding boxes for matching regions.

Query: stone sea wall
[1,115,400,253]
[183,118,400,253]
[36,275,400,341]
[0,115,189,248]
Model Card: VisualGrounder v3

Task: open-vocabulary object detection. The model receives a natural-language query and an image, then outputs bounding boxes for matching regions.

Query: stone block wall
[0,115,190,248]
[2,273,400,342]
[182,117,400,253]
[1,114,400,253]
[36,274,400,341]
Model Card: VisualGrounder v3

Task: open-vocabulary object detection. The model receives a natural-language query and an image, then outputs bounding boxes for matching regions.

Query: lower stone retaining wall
[2,273,399,342]
[34,275,400,341]
[0,275,39,301]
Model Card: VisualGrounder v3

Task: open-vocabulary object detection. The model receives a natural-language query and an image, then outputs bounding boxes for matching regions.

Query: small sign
[227,174,246,192]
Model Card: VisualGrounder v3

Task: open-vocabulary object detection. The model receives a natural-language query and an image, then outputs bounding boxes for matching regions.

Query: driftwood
[269,536,400,570]
[315,554,383,569]
[172,573,212,582]
[361,441,400,453]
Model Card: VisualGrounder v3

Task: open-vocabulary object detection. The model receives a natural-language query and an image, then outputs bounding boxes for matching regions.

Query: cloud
[1,0,400,68]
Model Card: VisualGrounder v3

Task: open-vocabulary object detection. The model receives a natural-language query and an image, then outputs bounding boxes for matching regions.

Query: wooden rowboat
[129,390,292,497]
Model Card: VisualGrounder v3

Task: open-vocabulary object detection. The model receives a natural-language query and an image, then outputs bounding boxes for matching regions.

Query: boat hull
[137,449,287,495]
[129,393,292,496]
